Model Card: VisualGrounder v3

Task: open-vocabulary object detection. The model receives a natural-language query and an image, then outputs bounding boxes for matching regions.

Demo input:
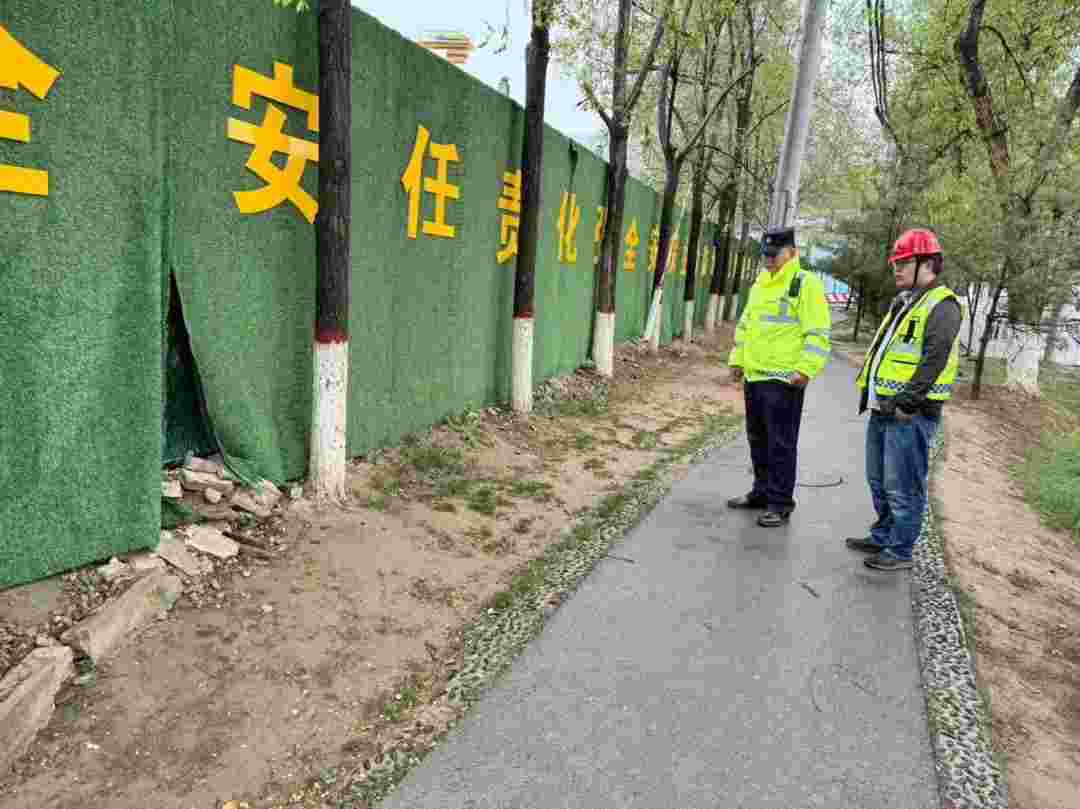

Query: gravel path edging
[912,432,1009,809]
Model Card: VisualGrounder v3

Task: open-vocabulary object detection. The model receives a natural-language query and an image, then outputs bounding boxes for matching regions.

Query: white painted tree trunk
[512,317,534,413]
[592,311,615,377]
[644,288,663,352]
[683,300,694,343]
[310,341,349,502]
[1007,329,1042,396]
[704,293,720,333]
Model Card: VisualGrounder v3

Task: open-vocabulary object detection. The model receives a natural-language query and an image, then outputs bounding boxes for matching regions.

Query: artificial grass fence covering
[1,0,718,588]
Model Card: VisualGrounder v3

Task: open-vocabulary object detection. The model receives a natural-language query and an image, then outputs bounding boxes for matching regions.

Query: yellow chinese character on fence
[227,63,319,223]
[401,124,461,240]
[623,219,640,272]
[593,206,607,267]
[648,226,660,272]
[496,169,521,264]
[0,25,61,197]
[557,191,580,264]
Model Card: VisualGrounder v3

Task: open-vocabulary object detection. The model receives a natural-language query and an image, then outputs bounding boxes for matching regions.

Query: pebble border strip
[912,436,1009,809]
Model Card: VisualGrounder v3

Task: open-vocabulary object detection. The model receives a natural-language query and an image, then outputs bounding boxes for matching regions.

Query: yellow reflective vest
[728,256,832,383]
[856,285,961,401]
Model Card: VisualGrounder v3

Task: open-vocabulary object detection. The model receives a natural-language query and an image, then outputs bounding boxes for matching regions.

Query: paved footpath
[384,357,940,809]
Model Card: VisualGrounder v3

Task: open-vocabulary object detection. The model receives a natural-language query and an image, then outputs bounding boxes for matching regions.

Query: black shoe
[845,536,884,553]
[757,510,792,527]
[727,493,768,509]
[864,553,913,571]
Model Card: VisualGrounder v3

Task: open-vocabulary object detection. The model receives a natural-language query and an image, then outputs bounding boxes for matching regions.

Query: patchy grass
[466,486,500,515]
[548,398,609,418]
[595,492,630,522]
[437,477,473,498]
[369,468,404,497]
[402,446,466,476]
[432,501,457,513]
[445,409,491,448]
[1019,434,1080,544]
[508,480,554,502]
[1014,365,1080,544]
[366,495,389,512]
[573,432,597,451]
[633,431,660,450]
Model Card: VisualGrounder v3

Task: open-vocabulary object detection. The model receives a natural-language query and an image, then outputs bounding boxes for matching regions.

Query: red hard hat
[889,228,942,264]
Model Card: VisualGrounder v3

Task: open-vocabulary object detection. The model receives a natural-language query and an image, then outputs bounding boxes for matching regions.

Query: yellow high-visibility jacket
[728,256,832,383]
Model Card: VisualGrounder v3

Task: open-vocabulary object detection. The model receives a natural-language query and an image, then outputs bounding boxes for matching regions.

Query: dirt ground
[0,329,740,809]
[936,389,1080,809]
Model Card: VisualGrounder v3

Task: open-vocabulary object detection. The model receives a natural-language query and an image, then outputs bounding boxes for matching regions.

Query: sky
[352,0,604,146]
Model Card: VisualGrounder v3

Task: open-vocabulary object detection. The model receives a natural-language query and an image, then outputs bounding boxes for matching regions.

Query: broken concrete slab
[185,526,239,560]
[0,646,74,773]
[156,532,211,577]
[96,557,132,582]
[179,469,235,496]
[184,454,225,477]
[127,553,166,575]
[231,491,272,519]
[161,479,183,499]
[252,479,282,507]
[204,488,223,504]
[60,571,182,664]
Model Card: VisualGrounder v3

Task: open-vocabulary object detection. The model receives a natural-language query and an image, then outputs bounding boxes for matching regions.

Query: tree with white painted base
[273,0,352,501]
[310,0,352,501]
[512,3,554,413]
[569,0,669,377]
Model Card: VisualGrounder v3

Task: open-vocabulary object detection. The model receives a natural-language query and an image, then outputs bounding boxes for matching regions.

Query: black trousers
[744,380,806,511]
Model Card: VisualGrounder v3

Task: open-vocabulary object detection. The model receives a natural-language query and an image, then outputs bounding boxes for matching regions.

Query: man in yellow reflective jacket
[848,228,962,571]
[727,227,831,527]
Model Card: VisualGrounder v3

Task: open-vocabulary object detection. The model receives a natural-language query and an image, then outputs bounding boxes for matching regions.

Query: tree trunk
[705,183,737,333]
[724,216,751,321]
[310,0,352,502]
[593,127,628,377]
[852,279,867,341]
[1042,299,1066,365]
[590,0,665,377]
[512,16,550,413]
[645,164,681,350]
[683,149,707,343]
[973,278,1007,401]
[965,282,984,355]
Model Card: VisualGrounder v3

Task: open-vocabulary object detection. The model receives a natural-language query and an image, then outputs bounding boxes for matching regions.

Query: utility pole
[767,0,827,230]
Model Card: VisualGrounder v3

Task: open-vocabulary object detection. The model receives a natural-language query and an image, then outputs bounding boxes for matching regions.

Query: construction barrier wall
[0,0,724,588]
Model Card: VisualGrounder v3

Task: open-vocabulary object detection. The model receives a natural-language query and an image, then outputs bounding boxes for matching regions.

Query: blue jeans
[865,411,939,561]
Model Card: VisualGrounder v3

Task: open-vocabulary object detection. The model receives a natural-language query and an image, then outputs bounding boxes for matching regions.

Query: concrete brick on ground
[60,571,182,663]
[0,646,74,773]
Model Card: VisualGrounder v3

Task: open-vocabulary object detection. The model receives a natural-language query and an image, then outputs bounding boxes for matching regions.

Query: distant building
[416,28,475,66]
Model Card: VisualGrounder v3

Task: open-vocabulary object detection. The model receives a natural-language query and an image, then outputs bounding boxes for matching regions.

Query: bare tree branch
[582,81,613,129]
[982,24,1035,102]
[625,5,669,117]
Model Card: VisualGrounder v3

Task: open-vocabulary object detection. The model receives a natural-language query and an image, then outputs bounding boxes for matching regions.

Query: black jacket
[859,282,963,417]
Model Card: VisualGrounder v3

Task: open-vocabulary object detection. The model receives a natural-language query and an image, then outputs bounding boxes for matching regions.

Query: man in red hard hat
[849,228,963,571]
